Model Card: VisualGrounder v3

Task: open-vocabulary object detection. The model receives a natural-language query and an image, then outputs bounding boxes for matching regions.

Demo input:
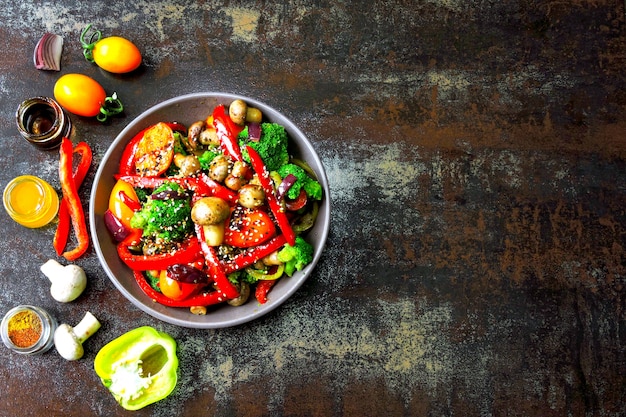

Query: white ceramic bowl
[89,93,330,328]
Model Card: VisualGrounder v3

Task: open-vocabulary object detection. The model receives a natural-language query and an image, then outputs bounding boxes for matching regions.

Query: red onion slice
[276,174,297,201]
[103,209,130,242]
[166,264,208,284]
[33,33,63,71]
[247,122,261,141]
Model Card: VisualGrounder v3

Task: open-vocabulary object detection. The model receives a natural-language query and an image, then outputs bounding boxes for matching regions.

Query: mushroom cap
[54,324,84,361]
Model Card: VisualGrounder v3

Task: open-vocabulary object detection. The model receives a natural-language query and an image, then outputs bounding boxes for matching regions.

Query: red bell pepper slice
[212,104,244,162]
[54,141,92,255]
[222,234,287,274]
[196,225,240,299]
[255,279,276,304]
[197,173,239,204]
[117,230,202,271]
[245,145,296,246]
[115,174,238,205]
[133,270,227,307]
[58,139,92,261]
[118,122,187,176]
[53,199,71,256]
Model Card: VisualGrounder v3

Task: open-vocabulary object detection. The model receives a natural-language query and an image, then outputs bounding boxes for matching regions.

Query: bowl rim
[89,92,330,328]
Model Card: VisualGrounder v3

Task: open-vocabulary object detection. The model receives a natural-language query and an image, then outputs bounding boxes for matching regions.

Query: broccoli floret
[303,180,323,200]
[130,182,193,243]
[276,236,314,276]
[239,123,290,171]
[198,148,221,170]
[277,163,323,201]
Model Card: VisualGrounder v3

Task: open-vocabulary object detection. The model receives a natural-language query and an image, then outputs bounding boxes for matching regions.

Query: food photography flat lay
[0,1,624,416]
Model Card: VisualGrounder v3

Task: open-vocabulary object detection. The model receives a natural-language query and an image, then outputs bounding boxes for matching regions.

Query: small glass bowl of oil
[16,97,72,150]
[3,175,59,228]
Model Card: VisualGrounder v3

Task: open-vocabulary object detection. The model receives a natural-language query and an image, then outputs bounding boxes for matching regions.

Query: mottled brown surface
[0,1,624,416]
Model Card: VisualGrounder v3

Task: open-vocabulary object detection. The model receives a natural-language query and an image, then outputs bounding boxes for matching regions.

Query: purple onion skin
[151,190,188,200]
[103,209,130,242]
[166,264,208,284]
[247,122,261,141]
[276,174,298,201]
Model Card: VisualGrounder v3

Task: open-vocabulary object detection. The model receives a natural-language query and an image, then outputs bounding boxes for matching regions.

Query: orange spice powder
[7,310,42,348]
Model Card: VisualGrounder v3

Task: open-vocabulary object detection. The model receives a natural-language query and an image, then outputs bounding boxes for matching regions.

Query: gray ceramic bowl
[89,93,330,329]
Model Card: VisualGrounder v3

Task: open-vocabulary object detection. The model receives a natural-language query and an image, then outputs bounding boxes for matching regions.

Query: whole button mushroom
[40,259,87,302]
[54,311,101,361]
[191,197,230,226]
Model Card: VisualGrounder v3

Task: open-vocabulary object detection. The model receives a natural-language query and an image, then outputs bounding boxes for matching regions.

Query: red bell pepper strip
[117,230,202,271]
[197,173,239,204]
[195,225,240,299]
[115,174,238,205]
[245,145,296,246]
[133,270,226,307]
[119,190,143,211]
[222,234,287,274]
[212,104,244,162]
[118,122,187,175]
[58,139,92,260]
[255,279,277,304]
[53,199,71,256]
[54,141,92,255]
[115,174,207,193]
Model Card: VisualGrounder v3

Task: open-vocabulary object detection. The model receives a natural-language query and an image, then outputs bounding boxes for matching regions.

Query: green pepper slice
[94,326,178,410]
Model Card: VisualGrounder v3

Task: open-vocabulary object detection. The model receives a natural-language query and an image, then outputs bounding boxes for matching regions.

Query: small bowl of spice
[1,305,57,355]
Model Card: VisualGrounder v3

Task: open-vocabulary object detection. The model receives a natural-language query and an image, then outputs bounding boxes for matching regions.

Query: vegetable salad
[104,100,322,313]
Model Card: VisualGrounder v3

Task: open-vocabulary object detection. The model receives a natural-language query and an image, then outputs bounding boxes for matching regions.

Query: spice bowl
[1,305,57,355]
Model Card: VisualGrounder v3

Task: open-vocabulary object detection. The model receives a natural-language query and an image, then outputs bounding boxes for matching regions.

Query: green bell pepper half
[94,326,178,410]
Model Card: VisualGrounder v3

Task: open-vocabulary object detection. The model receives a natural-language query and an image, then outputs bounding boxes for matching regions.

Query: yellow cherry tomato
[108,179,140,229]
[92,36,142,74]
[54,73,106,117]
[158,270,202,301]
[53,73,123,121]
[81,25,142,74]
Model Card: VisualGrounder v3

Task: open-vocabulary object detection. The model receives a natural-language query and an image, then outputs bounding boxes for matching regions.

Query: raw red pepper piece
[117,230,202,271]
[58,138,92,260]
[118,122,187,175]
[245,145,296,246]
[222,234,287,274]
[54,141,92,255]
[212,104,244,162]
[53,201,71,256]
[133,270,226,307]
[255,279,276,304]
[196,225,240,299]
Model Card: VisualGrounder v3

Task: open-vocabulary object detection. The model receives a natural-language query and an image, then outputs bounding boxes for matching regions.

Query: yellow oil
[3,176,59,228]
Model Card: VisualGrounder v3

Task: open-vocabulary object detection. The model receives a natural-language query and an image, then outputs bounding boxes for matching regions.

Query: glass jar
[1,305,57,355]
[16,96,72,150]
[3,175,60,228]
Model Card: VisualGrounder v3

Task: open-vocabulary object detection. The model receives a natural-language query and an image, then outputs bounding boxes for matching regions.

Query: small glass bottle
[1,305,57,355]
[3,175,60,228]
[16,96,72,150]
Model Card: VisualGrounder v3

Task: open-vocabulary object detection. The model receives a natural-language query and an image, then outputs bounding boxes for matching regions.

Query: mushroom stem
[73,311,101,343]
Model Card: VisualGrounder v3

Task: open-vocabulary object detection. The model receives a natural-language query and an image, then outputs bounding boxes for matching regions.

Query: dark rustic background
[0,1,624,416]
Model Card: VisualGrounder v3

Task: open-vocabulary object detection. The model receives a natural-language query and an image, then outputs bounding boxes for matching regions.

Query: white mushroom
[54,311,101,361]
[40,259,87,303]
